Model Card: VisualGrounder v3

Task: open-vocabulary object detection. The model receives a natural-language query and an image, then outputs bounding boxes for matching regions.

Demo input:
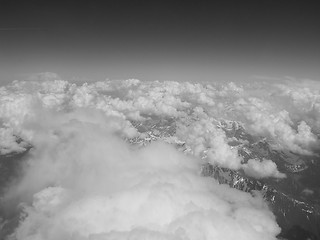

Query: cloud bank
[3,75,317,176]
[3,105,279,240]
[1,73,320,239]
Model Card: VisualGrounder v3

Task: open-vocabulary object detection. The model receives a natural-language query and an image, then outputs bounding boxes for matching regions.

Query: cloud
[275,79,320,132]
[243,159,286,179]
[0,74,292,239]
[176,113,242,170]
[233,97,319,155]
[0,128,29,155]
[5,108,280,240]
[0,76,320,196]
[0,75,313,172]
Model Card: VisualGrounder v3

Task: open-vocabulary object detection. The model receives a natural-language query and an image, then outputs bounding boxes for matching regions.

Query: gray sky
[1,1,319,83]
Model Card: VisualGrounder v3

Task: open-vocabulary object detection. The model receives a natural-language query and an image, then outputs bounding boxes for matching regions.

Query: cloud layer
[1,73,320,239]
[2,75,318,175]
[4,104,279,240]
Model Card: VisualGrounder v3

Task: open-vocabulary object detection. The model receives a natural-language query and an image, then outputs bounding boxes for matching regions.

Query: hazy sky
[1,1,319,83]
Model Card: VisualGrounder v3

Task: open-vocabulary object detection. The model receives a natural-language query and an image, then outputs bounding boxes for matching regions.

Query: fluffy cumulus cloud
[176,114,242,170]
[243,159,286,179]
[0,128,29,155]
[233,97,319,155]
[3,106,280,240]
[1,73,320,239]
[2,75,318,173]
[274,80,320,133]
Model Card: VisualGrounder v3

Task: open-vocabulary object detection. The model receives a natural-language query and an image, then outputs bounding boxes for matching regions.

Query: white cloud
[275,80,320,132]
[6,110,280,240]
[1,75,319,169]
[6,74,320,238]
[175,111,242,170]
[0,127,28,154]
[234,97,319,155]
[243,159,286,179]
